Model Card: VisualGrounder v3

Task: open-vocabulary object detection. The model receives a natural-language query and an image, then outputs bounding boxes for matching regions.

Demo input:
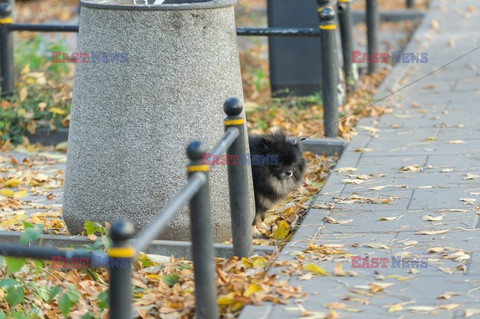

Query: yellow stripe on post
[0,18,13,24]
[224,119,244,126]
[107,247,136,258]
[320,25,337,30]
[187,165,210,173]
[338,0,351,3]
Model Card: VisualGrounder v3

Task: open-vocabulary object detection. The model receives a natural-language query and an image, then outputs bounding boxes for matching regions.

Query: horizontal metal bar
[351,10,424,24]
[237,27,320,37]
[0,231,275,259]
[133,172,206,254]
[0,243,108,267]
[6,11,423,35]
[141,241,276,259]
[7,23,79,32]
[210,127,239,158]
[6,23,320,37]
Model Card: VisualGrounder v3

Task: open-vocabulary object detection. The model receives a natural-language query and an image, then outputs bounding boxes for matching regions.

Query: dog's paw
[255,217,270,231]
[252,225,264,238]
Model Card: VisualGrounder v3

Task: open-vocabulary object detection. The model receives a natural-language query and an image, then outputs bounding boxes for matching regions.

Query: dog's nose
[286,171,293,177]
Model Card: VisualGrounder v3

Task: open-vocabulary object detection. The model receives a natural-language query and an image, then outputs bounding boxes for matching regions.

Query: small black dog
[248,129,306,236]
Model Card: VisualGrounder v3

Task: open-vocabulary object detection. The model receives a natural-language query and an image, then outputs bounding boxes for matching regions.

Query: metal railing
[0,0,374,137]
[0,97,253,319]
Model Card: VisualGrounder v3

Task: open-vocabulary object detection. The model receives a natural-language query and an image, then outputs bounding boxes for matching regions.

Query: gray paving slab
[239,0,480,317]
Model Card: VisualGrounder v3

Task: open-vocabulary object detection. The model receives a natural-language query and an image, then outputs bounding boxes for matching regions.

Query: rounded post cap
[0,2,12,15]
[316,0,330,6]
[110,220,135,241]
[187,141,207,161]
[319,6,336,22]
[223,97,243,116]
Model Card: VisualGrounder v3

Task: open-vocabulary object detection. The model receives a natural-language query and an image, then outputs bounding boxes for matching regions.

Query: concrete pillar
[64,0,254,242]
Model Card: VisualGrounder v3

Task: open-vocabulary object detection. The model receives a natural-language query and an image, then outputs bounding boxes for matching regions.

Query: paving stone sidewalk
[240,0,480,318]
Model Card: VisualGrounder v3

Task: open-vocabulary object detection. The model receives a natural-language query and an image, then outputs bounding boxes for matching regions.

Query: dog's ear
[260,136,273,151]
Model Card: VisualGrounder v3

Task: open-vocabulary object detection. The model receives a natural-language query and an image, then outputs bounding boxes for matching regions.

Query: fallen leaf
[459,198,476,204]
[342,179,364,185]
[448,140,467,144]
[354,148,374,153]
[428,247,445,253]
[465,308,480,317]
[403,240,418,246]
[415,229,449,235]
[333,263,346,276]
[401,165,421,173]
[335,167,357,173]
[13,191,27,199]
[363,243,390,250]
[407,306,435,312]
[358,125,380,134]
[272,221,290,240]
[388,304,404,312]
[4,178,21,188]
[380,215,403,221]
[20,87,28,102]
[49,107,66,115]
[323,216,353,224]
[304,263,327,276]
[464,173,480,180]
[422,215,444,221]
[370,185,389,191]
[437,291,460,300]
[369,282,394,293]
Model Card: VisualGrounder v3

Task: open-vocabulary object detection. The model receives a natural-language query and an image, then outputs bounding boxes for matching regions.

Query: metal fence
[0,0,382,137]
[0,97,252,319]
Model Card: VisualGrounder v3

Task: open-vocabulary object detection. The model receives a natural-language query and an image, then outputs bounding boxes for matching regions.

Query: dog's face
[260,131,306,181]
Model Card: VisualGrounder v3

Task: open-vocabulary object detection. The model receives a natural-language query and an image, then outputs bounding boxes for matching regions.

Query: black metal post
[406,0,414,9]
[337,0,357,92]
[318,7,339,138]
[223,98,253,258]
[187,142,218,319]
[366,0,379,73]
[108,221,135,319]
[0,0,14,97]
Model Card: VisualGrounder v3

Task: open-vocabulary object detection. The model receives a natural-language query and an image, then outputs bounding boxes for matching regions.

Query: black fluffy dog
[248,129,306,236]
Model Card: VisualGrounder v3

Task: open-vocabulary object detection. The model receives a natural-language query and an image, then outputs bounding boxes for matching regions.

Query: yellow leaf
[354,148,374,153]
[0,189,14,197]
[55,141,68,152]
[49,107,66,115]
[333,263,345,276]
[145,274,160,280]
[388,304,404,312]
[241,257,253,268]
[272,221,290,240]
[304,263,327,276]
[20,87,28,102]
[232,302,244,312]
[14,190,27,199]
[244,284,262,297]
[4,178,21,187]
[252,257,266,268]
[217,293,235,306]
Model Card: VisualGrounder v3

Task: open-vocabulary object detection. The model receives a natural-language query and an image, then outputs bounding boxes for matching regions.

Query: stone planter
[64,0,254,242]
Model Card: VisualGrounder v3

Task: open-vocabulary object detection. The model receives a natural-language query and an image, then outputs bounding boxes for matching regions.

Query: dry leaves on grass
[0,144,67,235]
